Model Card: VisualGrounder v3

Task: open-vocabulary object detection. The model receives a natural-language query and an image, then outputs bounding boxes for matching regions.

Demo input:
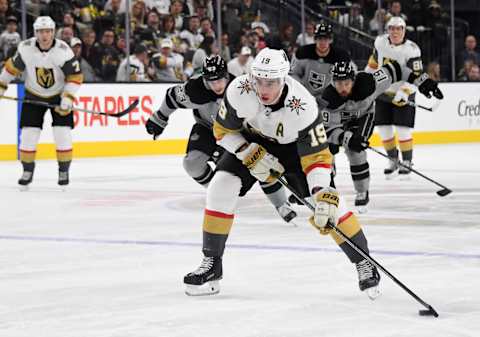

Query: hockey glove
[392,87,412,107]
[340,131,369,153]
[414,73,444,99]
[55,94,74,116]
[309,187,339,235]
[236,143,284,183]
[146,111,169,139]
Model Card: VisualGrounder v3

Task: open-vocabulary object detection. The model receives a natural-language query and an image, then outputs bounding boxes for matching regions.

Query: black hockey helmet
[202,55,228,81]
[331,61,355,81]
[315,22,333,39]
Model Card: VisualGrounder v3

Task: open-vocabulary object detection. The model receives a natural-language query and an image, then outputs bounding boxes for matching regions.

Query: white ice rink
[1,143,479,337]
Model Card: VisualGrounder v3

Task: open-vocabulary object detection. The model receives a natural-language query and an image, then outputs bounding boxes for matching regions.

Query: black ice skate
[276,202,298,224]
[184,256,222,296]
[356,259,381,300]
[18,170,34,190]
[58,170,69,187]
[398,160,413,180]
[384,158,399,180]
[354,191,369,214]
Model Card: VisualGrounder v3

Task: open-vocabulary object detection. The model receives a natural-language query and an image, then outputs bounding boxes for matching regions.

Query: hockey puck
[418,309,439,317]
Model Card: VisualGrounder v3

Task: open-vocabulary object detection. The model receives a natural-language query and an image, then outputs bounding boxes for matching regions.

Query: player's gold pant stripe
[20,150,36,163]
[203,209,234,235]
[301,148,333,174]
[213,121,242,141]
[65,73,84,85]
[382,137,397,151]
[56,149,72,162]
[399,138,413,152]
[330,212,362,245]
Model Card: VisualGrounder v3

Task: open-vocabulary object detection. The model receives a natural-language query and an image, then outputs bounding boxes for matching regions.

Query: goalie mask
[250,48,290,105]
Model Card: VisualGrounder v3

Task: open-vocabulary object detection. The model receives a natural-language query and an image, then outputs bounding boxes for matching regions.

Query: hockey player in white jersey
[183,48,385,299]
[365,17,424,179]
[0,16,83,189]
[145,55,297,223]
[319,60,443,212]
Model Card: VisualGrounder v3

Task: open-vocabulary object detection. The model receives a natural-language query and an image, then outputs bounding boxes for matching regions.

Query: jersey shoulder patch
[57,39,69,50]
[351,72,376,101]
[322,84,346,109]
[226,75,257,113]
[295,44,317,60]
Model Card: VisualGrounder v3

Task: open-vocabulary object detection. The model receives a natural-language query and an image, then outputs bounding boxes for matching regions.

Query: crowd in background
[0,0,479,82]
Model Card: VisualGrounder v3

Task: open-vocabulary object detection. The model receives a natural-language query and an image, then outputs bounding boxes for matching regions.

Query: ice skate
[384,158,399,180]
[58,170,69,191]
[398,160,412,180]
[354,191,369,214]
[276,202,298,225]
[356,259,381,300]
[18,170,34,191]
[184,256,222,296]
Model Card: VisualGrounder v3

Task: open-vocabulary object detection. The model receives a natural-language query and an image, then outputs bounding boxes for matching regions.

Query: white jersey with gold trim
[366,34,422,94]
[3,38,82,98]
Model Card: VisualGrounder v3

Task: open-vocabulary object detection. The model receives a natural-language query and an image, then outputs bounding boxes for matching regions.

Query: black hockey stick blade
[111,99,140,117]
[419,305,439,317]
[436,188,452,197]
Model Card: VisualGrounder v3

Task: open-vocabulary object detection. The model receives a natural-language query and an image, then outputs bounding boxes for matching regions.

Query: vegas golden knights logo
[35,67,55,89]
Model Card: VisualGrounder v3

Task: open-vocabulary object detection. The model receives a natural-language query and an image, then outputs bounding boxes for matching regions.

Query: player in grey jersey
[145,55,297,223]
[319,60,443,210]
[290,22,351,101]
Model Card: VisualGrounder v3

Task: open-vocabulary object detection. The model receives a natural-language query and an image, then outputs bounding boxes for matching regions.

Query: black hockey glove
[340,131,369,153]
[414,73,444,99]
[146,111,169,140]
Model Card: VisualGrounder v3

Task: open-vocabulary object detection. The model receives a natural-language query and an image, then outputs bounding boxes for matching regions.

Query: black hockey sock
[194,166,214,186]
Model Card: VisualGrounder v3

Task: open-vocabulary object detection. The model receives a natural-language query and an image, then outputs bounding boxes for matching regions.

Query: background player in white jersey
[183,48,382,299]
[320,61,443,212]
[0,16,83,189]
[145,55,297,223]
[366,17,423,179]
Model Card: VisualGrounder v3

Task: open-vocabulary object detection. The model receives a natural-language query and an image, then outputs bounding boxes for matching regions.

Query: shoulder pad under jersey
[351,72,376,101]
[322,84,346,109]
[185,76,218,104]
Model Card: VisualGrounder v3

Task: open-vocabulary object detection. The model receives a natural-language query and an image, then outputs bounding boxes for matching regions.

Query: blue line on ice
[0,234,479,260]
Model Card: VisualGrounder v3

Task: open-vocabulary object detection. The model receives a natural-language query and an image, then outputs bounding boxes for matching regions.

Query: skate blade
[185,280,220,296]
[365,286,381,300]
[355,205,368,214]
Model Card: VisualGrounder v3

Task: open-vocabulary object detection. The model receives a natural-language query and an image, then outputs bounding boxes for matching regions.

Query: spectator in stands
[185,0,214,20]
[70,37,97,82]
[238,0,260,30]
[147,0,171,16]
[369,8,387,36]
[458,59,475,81]
[199,17,215,39]
[424,1,448,62]
[104,0,127,14]
[459,35,480,66]
[131,0,147,32]
[270,22,295,58]
[162,14,180,41]
[81,28,99,69]
[192,35,218,74]
[97,0,126,36]
[360,0,378,23]
[142,11,163,50]
[386,1,408,23]
[117,43,150,81]
[227,45,252,77]
[246,30,259,55]
[60,26,75,45]
[251,21,269,50]
[0,0,11,33]
[180,15,203,49]
[170,0,185,31]
[116,33,127,59]
[220,32,231,63]
[426,61,443,82]
[296,21,315,46]
[465,64,480,81]
[96,29,121,81]
[0,15,19,62]
[151,38,184,81]
[339,3,365,31]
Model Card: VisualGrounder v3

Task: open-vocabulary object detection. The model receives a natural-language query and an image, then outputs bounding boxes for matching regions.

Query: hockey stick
[274,173,439,317]
[0,95,139,118]
[368,146,452,197]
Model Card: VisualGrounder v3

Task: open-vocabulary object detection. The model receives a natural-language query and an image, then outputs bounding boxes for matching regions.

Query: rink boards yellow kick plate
[1,130,480,161]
